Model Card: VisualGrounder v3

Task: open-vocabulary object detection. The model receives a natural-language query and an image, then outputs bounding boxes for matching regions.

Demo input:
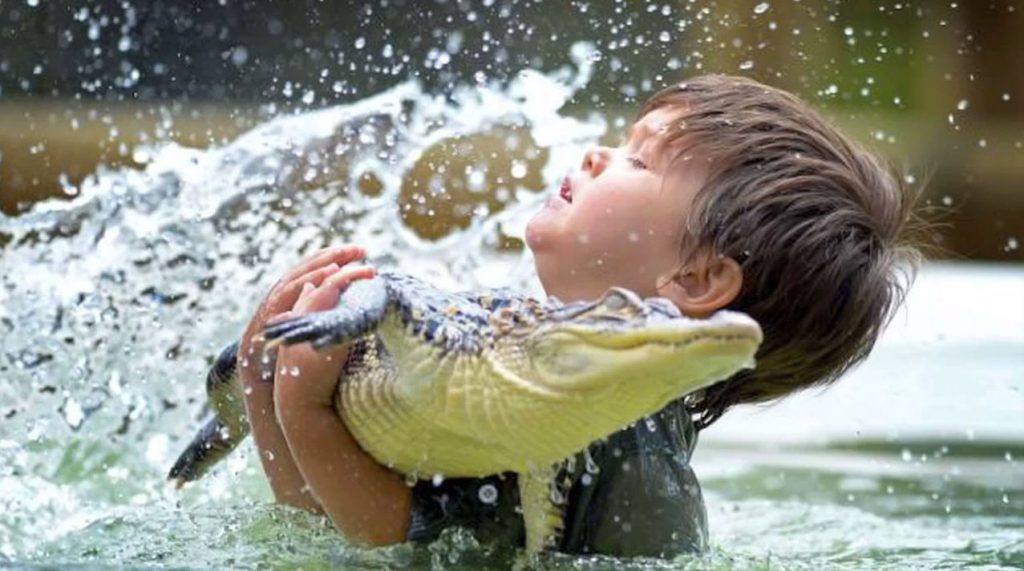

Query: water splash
[0,54,602,564]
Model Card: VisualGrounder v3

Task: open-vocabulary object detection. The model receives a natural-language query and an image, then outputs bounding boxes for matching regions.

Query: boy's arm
[238,244,411,545]
[239,245,364,512]
[274,272,412,546]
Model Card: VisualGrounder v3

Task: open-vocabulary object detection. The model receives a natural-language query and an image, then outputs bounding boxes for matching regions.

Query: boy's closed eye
[628,156,648,170]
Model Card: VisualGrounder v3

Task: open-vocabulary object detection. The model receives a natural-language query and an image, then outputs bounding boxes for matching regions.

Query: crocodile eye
[601,290,628,311]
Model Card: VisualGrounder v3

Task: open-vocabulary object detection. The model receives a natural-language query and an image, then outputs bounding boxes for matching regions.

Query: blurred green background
[1,0,1021,261]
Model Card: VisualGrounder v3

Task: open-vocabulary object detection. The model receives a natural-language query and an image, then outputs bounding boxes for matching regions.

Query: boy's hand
[272,263,376,409]
[237,244,374,511]
[267,254,412,545]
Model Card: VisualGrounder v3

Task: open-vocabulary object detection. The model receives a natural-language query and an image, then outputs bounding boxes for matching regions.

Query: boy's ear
[655,249,743,318]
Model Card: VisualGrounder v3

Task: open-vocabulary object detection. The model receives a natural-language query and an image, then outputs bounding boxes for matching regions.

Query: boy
[235,74,921,556]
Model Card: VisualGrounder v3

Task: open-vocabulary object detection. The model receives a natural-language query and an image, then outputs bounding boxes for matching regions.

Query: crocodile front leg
[518,463,567,556]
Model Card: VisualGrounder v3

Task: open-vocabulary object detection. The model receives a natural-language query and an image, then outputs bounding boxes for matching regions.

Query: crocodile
[168,271,762,554]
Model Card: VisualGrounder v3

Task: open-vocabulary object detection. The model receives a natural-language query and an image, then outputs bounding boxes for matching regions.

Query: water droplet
[302,90,315,105]
[584,448,601,474]
[478,483,498,504]
[1005,237,1019,252]
[549,484,565,505]
[231,46,249,66]
[61,396,85,430]
[658,31,671,43]
[289,366,300,376]
[354,37,366,50]
[404,472,419,486]
[467,167,487,192]
[901,448,913,462]
[359,124,377,144]
[844,26,854,36]
[753,2,770,14]
[432,473,445,486]
[738,60,754,71]
[957,99,969,111]
[510,160,527,179]
[132,147,151,164]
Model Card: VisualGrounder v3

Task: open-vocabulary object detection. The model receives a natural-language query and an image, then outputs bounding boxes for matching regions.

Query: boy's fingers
[241,265,354,378]
[263,264,343,318]
[320,264,376,293]
[287,264,376,315]
[293,280,344,314]
[277,245,365,287]
[290,264,374,315]
[244,259,373,387]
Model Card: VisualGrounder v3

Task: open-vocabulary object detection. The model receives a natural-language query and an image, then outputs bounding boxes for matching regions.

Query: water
[1,62,1022,569]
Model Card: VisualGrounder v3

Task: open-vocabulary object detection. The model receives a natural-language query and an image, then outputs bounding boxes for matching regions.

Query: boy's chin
[525,209,560,251]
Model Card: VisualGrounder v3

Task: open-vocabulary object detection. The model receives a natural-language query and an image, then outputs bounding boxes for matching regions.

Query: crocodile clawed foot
[263,314,334,349]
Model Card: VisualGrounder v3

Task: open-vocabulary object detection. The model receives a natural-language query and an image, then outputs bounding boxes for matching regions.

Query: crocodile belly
[337,336,523,478]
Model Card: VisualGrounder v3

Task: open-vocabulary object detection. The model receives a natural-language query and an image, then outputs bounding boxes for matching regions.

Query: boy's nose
[582,147,611,177]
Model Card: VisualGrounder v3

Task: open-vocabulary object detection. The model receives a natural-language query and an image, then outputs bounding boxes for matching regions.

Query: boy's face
[526,107,706,303]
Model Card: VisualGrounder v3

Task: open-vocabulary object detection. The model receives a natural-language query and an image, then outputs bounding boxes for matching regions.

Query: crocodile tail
[167,340,250,487]
[167,416,241,487]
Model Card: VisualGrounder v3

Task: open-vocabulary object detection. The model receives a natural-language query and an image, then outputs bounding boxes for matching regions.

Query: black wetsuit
[406,398,707,557]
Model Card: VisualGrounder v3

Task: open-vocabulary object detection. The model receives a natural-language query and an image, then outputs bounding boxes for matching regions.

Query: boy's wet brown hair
[638,74,925,431]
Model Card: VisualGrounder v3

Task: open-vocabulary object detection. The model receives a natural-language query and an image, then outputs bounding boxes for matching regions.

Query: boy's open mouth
[559,177,572,203]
